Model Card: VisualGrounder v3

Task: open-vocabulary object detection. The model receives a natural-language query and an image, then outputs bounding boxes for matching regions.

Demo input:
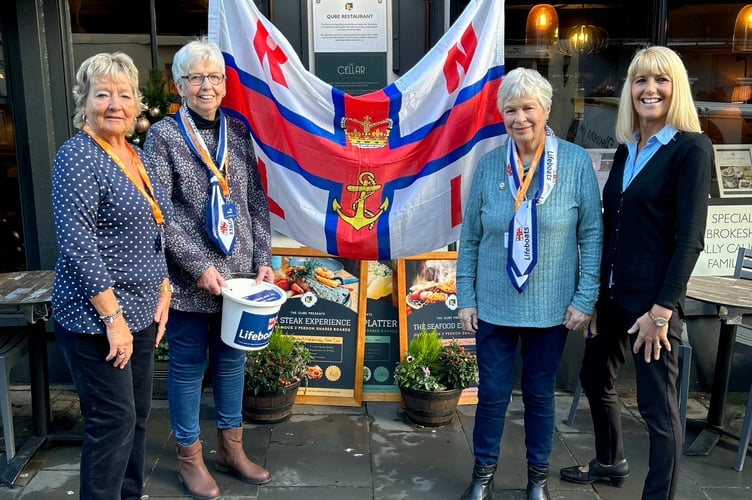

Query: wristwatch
[648,309,669,327]
[99,307,123,324]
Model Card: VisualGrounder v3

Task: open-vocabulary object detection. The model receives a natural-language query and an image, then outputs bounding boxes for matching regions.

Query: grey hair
[171,36,225,86]
[496,67,553,111]
[72,52,144,132]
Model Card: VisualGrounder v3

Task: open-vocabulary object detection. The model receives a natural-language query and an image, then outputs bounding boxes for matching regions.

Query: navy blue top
[601,131,712,313]
[52,131,172,333]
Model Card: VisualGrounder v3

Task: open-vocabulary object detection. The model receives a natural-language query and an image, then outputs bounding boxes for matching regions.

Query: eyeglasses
[181,73,225,86]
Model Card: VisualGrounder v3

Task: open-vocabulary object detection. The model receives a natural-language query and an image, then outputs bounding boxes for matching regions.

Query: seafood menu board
[714,145,752,198]
[273,255,361,404]
[401,256,478,401]
[363,261,401,400]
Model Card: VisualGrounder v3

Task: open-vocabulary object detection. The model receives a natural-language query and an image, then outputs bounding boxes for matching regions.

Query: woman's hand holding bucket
[197,265,227,295]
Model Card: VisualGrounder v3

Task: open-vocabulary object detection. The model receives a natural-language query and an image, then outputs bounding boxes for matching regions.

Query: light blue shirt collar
[623,125,678,190]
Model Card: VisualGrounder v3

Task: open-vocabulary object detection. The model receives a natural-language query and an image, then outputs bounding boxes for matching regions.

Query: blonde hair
[615,46,701,144]
[72,52,144,134]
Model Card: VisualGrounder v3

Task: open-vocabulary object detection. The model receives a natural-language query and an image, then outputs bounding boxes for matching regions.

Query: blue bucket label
[243,288,283,303]
[233,310,278,348]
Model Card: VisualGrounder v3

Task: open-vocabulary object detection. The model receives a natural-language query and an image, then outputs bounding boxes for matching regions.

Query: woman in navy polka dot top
[51,52,172,500]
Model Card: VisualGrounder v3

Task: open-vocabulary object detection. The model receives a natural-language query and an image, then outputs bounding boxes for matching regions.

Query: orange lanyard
[512,139,545,211]
[177,107,230,197]
[83,125,165,225]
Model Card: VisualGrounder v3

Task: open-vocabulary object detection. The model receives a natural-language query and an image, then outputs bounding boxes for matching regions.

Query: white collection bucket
[220,278,287,351]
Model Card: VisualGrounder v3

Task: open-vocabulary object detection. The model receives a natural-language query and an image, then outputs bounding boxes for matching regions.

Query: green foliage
[142,69,178,116]
[244,326,313,395]
[438,340,478,391]
[129,69,180,146]
[393,329,478,392]
[154,338,169,362]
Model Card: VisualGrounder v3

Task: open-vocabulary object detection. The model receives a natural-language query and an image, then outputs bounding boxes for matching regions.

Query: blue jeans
[167,308,246,446]
[55,321,155,500]
[472,320,568,468]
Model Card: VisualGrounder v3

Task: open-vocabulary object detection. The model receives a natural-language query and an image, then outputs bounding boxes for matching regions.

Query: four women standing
[50,42,714,500]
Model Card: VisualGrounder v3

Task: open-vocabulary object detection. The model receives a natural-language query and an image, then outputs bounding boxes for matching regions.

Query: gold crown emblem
[341,115,393,149]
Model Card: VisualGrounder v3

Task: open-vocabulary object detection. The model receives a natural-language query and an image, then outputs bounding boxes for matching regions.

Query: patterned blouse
[51,132,172,333]
[143,112,272,314]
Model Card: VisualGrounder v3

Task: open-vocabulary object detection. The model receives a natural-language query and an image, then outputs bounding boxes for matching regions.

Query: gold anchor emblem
[332,172,390,230]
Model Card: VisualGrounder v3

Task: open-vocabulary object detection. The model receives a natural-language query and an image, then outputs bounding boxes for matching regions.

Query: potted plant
[394,328,478,427]
[242,326,313,424]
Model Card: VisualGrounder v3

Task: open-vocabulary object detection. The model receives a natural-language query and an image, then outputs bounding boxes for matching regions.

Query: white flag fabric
[209,0,505,260]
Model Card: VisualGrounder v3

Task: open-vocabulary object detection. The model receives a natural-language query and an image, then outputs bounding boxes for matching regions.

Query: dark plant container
[400,386,462,427]
[242,380,301,424]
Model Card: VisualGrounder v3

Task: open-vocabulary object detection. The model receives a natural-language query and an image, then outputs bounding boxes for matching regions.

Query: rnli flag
[208,0,505,260]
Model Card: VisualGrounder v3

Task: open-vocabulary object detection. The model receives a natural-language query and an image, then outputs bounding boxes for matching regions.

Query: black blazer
[600,131,713,313]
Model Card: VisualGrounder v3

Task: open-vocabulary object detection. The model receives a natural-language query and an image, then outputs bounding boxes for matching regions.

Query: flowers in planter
[244,326,313,395]
[394,328,478,392]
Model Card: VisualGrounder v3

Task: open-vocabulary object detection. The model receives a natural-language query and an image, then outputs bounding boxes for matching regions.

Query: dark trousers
[472,320,568,468]
[55,321,156,500]
[580,297,682,500]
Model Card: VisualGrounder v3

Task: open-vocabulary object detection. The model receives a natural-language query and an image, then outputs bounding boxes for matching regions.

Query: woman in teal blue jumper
[457,67,603,500]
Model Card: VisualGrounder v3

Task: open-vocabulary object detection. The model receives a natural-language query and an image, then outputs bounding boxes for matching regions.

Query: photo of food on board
[405,260,457,312]
[366,260,397,304]
[272,256,359,312]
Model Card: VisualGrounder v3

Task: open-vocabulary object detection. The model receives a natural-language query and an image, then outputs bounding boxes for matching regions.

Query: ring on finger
[654,344,662,350]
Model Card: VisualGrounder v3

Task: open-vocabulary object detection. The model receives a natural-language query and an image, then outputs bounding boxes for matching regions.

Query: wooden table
[685,275,752,456]
[0,270,56,486]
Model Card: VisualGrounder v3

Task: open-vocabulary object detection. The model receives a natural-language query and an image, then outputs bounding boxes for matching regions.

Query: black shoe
[526,464,549,500]
[460,463,496,500]
[559,458,629,487]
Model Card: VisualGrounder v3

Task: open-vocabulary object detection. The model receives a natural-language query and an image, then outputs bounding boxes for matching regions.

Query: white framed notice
[693,204,752,276]
[714,145,752,198]
[312,0,388,53]
[585,148,616,196]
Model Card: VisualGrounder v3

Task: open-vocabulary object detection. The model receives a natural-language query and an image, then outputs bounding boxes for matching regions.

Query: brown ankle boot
[215,426,271,485]
[176,439,221,500]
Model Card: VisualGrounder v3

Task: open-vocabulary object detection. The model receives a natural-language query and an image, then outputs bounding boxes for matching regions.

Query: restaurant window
[0,31,25,272]
[500,2,751,149]
[668,2,751,146]
[70,0,211,92]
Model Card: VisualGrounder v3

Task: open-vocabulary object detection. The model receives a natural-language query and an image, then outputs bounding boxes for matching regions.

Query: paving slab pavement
[0,385,751,499]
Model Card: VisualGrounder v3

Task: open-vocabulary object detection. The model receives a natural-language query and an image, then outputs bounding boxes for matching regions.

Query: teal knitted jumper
[456,137,603,328]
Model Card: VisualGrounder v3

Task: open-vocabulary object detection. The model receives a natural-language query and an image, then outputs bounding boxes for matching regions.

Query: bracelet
[159,283,173,293]
[99,307,122,325]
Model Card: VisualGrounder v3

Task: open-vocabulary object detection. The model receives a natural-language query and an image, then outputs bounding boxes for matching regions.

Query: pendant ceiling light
[525,4,559,55]
[560,24,609,56]
[733,5,752,53]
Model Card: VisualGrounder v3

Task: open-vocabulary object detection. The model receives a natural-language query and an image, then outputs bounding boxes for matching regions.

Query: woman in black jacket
[560,46,713,500]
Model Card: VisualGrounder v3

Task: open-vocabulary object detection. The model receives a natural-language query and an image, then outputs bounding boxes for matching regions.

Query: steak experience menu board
[274,255,361,403]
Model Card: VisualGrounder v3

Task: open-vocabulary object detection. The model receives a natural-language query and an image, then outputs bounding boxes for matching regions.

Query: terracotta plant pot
[399,386,462,427]
[242,380,301,424]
